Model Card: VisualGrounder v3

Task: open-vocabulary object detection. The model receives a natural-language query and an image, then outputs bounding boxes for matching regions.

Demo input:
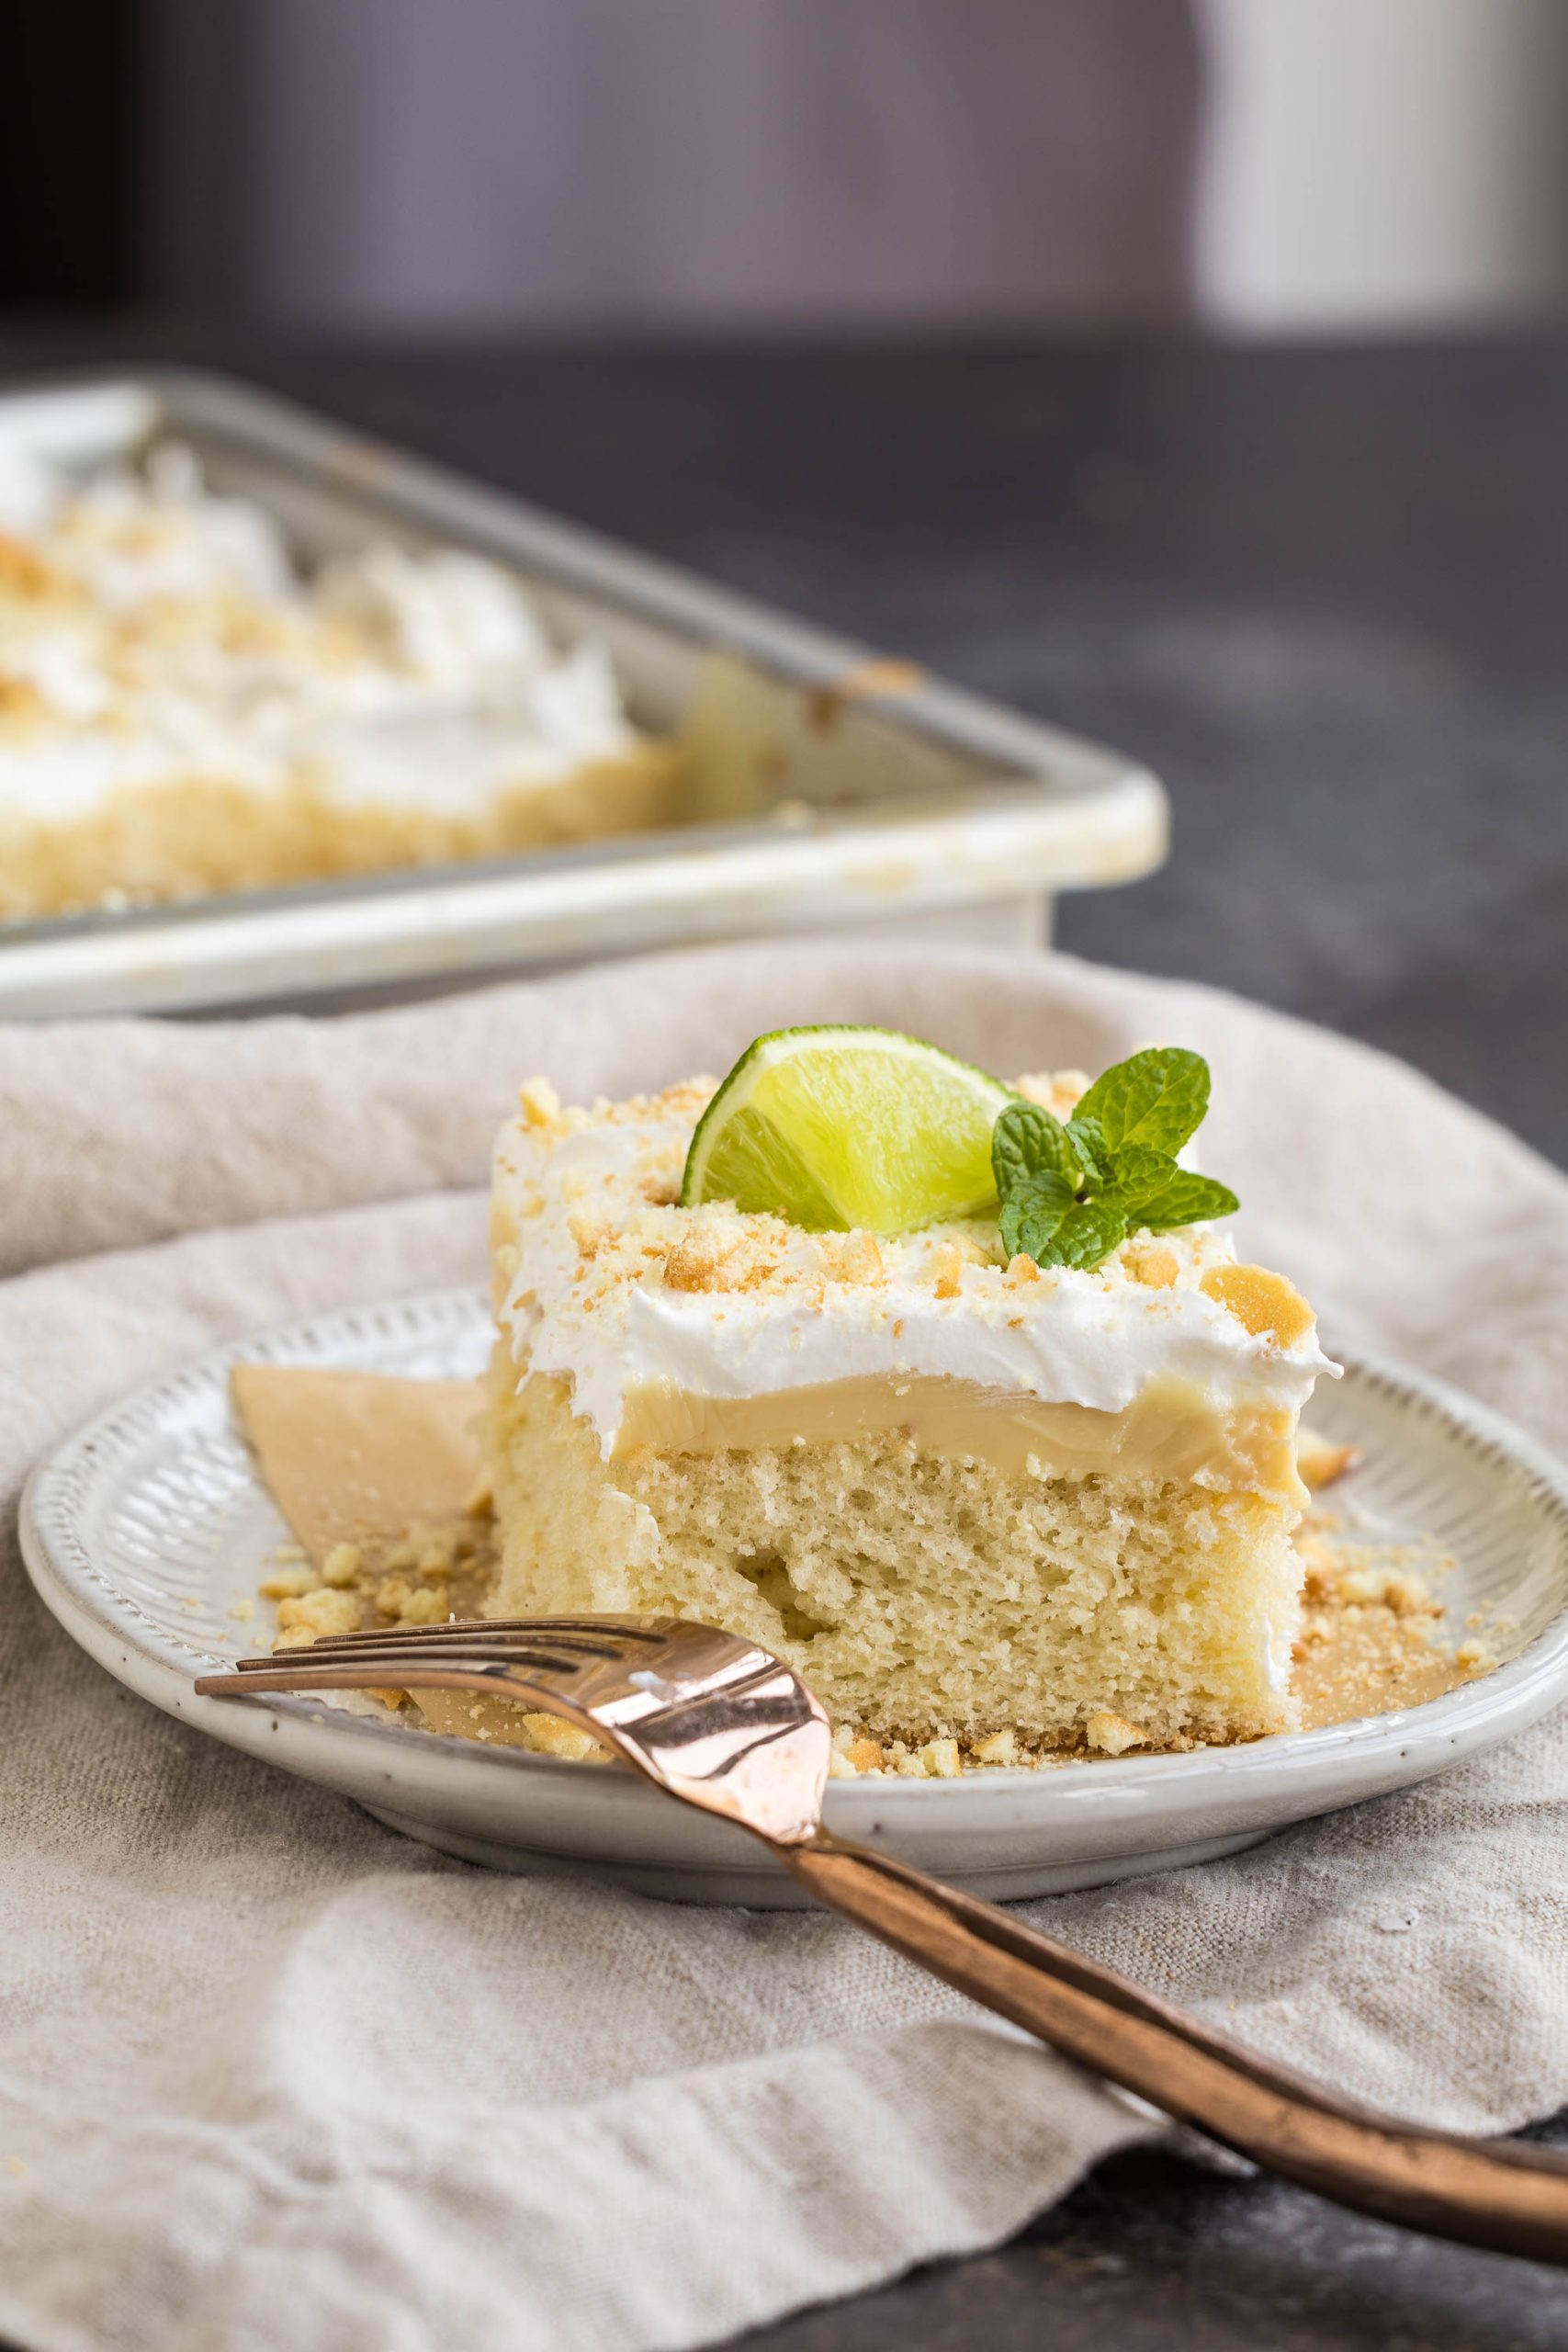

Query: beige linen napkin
[2,941,1566,2352]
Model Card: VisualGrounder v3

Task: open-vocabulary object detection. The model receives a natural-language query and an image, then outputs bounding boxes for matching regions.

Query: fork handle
[782,1833,1568,2266]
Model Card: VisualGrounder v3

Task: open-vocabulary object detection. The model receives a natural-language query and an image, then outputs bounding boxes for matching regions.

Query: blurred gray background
[7,0,1568,334]
[3,0,1567,1162]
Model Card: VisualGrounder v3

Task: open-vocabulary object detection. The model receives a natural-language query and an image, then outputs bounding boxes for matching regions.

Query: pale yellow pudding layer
[484,1353,1303,1751]
[613,1368,1303,1502]
[0,745,679,920]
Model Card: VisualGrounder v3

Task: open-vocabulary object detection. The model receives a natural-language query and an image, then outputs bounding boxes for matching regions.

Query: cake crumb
[826,1231,886,1287]
[258,1566,319,1600]
[321,1542,362,1587]
[1296,1428,1364,1491]
[1201,1262,1315,1348]
[519,1711,602,1761]
[519,1077,563,1129]
[829,1727,886,1776]
[972,1729,1018,1766]
[1015,1069,1089,1118]
[276,1587,359,1638]
[662,1237,731,1294]
[931,1244,964,1300]
[1087,1710,1150,1756]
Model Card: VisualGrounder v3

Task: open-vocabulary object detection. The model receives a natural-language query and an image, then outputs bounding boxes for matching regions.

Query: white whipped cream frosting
[0,442,637,823]
[492,1087,1337,1456]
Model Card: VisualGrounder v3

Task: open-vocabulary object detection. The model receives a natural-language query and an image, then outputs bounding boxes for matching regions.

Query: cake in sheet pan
[0,441,675,918]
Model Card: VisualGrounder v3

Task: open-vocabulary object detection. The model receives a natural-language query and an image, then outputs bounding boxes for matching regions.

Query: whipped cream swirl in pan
[0,441,637,821]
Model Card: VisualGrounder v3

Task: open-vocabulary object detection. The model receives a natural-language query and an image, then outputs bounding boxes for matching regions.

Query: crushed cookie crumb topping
[490,1069,1332,1453]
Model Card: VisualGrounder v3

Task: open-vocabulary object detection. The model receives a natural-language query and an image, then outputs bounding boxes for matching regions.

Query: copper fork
[197,1614,1568,2267]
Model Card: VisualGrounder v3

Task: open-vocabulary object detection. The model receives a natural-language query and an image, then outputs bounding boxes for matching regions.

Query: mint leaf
[1136,1170,1240,1231]
[1064,1114,1111,1192]
[1038,1198,1130,1271]
[989,1060,1237,1271]
[1101,1142,1179,1217]
[991,1100,1078,1193]
[999,1170,1074,1263]
[1074,1048,1211,1156]
[992,1102,1084,1261]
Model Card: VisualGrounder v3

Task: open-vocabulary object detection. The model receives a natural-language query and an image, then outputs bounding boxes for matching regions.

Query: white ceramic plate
[21,1287,1568,1906]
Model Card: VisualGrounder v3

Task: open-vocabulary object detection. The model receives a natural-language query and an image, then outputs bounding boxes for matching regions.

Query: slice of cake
[483,1033,1337,1756]
[0,441,675,918]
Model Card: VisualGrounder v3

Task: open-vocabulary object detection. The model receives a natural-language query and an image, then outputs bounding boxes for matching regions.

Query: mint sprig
[990,1049,1238,1272]
[1073,1046,1210,1156]
[1063,1112,1111,1190]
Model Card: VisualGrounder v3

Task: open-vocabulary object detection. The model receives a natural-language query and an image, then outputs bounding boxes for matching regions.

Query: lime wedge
[681,1025,1014,1234]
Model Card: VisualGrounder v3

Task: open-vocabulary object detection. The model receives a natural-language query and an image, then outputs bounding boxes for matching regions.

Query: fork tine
[254,1626,636,1654]
[227,1613,674,1689]
[234,1640,598,1680]
[195,1656,607,1714]
[454,1617,672,1649]
[480,1616,670,1640]
[242,1628,597,1658]
[235,1639,582,1668]
[252,1614,668,1657]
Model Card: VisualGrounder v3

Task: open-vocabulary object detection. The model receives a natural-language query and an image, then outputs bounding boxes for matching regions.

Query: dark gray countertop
[4,328,1565,2346]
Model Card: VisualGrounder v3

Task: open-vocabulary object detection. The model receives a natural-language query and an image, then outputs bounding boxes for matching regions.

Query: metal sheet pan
[0,370,1167,1018]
